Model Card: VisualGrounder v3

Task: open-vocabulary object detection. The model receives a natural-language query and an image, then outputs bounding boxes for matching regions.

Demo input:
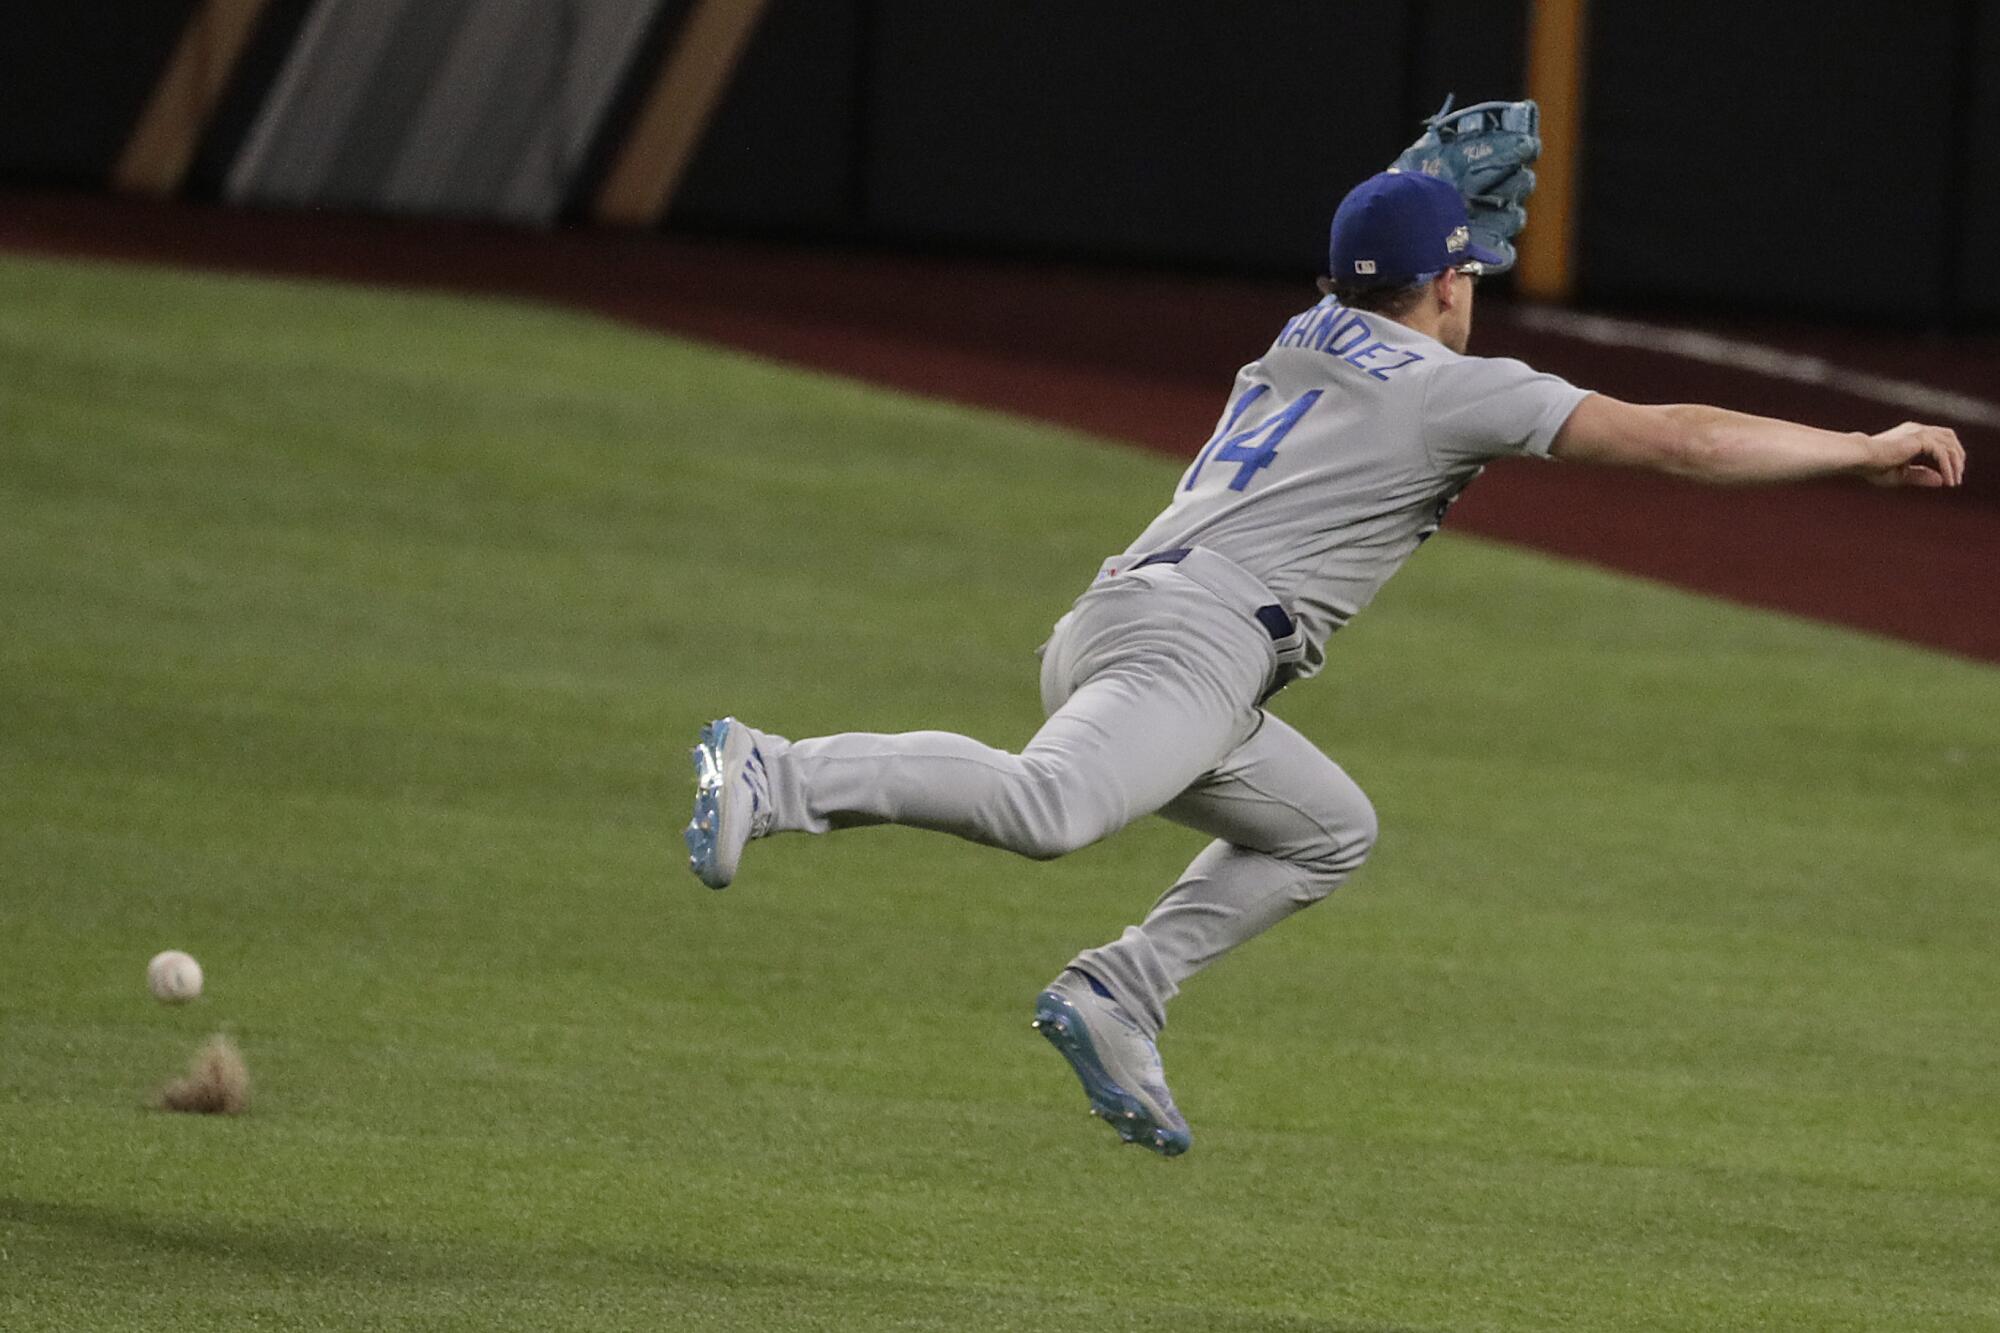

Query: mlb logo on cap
[1328,171,1504,286]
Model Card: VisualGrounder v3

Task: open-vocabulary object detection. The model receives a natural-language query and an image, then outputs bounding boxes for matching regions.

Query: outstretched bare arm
[1550,396,1966,489]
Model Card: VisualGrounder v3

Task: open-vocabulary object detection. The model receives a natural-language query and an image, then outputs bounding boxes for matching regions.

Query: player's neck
[1371,305,1447,346]
[1388,298,1469,354]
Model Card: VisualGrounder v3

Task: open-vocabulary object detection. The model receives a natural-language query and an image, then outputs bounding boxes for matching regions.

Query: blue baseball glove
[1389,96,1540,273]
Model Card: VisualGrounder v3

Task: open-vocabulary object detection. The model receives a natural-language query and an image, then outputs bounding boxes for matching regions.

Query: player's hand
[1862,421,1966,488]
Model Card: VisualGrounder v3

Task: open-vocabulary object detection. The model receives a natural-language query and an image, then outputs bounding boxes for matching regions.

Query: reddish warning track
[5,190,1995,663]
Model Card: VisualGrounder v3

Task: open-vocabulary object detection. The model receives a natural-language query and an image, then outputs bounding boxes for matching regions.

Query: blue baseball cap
[1327,170,1504,286]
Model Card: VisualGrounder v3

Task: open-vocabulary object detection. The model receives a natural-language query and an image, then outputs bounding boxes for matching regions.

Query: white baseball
[147,950,203,1004]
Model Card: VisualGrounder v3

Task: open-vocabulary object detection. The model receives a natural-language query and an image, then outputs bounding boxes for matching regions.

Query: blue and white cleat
[684,717,771,889]
[1032,969,1191,1157]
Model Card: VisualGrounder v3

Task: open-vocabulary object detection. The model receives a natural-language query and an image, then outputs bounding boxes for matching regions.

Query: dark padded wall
[1579,2,1962,323]
[1962,1,2000,320]
[0,2,200,185]
[672,0,865,232]
[860,3,1411,271]
[673,0,1530,275]
[10,1,1992,325]
[1405,0,1532,120]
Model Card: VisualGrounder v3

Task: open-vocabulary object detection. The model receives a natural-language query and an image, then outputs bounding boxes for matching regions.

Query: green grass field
[2,253,1996,1331]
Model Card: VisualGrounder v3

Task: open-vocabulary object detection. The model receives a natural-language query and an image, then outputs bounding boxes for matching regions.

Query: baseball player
[682,102,1966,1156]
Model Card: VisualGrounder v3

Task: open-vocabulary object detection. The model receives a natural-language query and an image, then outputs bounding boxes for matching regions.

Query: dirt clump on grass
[156,1033,251,1115]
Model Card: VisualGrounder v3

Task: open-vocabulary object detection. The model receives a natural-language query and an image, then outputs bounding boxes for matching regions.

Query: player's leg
[685,574,1273,885]
[1066,710,1377,1036]
[1030,710,1372,1155]
[756,681,1250,858]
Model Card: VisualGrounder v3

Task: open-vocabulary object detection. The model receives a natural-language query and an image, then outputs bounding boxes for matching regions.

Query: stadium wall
[3,1,1998,327]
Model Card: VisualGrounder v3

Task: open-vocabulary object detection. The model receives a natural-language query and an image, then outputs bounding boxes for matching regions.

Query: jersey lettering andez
[1121,296,1590,678]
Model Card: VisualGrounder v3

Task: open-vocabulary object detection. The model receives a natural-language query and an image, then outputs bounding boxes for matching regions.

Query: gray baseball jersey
[1120,294,1591,678]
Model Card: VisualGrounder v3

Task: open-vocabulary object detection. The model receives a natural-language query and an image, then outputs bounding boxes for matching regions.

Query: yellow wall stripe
[595,0,774,226]
[1517,0,1589,301]
[114,0,272,196]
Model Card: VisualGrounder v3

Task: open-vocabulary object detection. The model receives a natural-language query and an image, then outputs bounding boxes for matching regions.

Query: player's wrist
[1851,430,1895,475]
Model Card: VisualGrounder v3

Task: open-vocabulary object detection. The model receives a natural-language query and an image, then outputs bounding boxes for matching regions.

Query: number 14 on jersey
[1183,385,1323,493]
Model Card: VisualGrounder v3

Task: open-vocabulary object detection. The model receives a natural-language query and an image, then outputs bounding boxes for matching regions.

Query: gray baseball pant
[756,548,1378,1037]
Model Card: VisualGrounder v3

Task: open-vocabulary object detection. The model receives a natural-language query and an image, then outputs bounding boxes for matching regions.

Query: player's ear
[1432,268,1460,311]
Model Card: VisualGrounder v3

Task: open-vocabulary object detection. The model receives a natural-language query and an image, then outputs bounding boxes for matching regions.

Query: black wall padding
[1405,0,1532,125]
[1579,2,1963,324]
[0,2,200,186]
[673,0,1529,276]
[1961,1,2000,321]
[672,0,866,233]
[858,3,1412,271]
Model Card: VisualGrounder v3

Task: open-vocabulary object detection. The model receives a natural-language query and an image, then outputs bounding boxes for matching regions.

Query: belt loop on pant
[1127,547,1298,646]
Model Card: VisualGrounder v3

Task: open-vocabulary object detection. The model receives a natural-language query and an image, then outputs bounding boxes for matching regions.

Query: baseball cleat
[1032,969,1191,1157]
[684,717,771,889]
